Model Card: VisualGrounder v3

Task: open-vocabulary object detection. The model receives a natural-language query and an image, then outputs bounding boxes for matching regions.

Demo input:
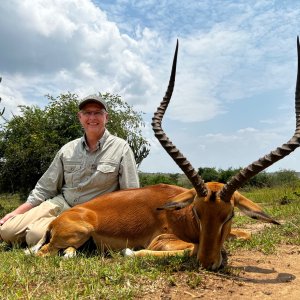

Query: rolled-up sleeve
[119,144,140,189]
[26,150,64,207]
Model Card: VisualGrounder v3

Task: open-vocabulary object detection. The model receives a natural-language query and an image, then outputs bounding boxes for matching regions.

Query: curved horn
[220,36,300,202]
[151,40,207,197]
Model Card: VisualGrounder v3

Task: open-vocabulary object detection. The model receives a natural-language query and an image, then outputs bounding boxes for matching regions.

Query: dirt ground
[138,245,300,300]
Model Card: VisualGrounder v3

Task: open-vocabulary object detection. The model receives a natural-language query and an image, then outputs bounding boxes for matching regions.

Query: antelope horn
[220,36,300,202]
[152,40,207,197]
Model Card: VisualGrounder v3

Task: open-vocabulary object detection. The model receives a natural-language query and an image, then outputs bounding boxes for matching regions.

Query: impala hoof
[63,247,77,258]
[24,244,42,255]
[121,248,135,257]
[24,248,31,255]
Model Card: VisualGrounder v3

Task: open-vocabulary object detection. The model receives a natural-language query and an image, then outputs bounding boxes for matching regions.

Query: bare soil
[137,244,300,300]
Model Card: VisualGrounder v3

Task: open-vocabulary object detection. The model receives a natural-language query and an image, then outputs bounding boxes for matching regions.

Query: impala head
[152,38,300,270]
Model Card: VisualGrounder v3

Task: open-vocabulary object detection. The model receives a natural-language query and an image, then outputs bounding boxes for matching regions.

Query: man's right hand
[0,212,17,225]
[0,202,34,226]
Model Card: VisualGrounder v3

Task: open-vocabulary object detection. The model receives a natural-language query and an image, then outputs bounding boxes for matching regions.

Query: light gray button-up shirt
[27,129,140,207]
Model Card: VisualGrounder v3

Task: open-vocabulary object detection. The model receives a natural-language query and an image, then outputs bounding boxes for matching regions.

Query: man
[0,94,140,246]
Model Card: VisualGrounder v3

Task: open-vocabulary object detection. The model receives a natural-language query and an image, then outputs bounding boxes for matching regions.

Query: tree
[139,173,176,187]
[244,171,271,188]
[0,92,150,195]
[218,167,241,183]
[198,166,270,188]
[268,169,299,188]
[198,167,219,182]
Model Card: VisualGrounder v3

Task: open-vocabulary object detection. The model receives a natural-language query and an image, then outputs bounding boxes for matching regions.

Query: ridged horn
[220,36,300,202]
[152,40,207,197]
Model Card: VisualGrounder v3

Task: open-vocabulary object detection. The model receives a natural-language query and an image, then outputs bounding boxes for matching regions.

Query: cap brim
[79,99,107,110]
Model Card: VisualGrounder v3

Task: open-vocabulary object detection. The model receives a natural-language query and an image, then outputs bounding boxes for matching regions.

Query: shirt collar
[81,129,110,151]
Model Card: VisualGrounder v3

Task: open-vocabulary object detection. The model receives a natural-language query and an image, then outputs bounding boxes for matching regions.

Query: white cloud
[0,0,160,111]
[237,127,258,133]
[17,0,79,38]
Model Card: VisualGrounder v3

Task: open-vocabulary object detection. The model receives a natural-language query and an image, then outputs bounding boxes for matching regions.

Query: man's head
[78,94,108,111]
[78,95,108,137]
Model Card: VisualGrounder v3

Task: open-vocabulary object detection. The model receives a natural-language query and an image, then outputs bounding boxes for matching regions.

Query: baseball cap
[78,94,108,111]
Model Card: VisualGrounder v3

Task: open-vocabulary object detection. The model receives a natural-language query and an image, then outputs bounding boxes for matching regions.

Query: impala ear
[233,192,280,225]
[157,189,196,211]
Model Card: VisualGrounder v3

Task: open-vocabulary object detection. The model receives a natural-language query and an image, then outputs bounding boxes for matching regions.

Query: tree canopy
[0,92,150,195]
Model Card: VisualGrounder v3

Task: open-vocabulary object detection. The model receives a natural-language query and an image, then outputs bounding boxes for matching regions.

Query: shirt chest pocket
[92,163,118,188]
[64,164,81,187]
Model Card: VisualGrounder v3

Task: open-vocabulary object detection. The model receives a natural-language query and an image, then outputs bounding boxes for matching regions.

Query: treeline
[139,173,192,188]
[140,168,300,189]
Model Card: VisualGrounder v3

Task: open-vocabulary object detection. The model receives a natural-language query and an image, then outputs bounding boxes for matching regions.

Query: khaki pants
[0,195,71,246]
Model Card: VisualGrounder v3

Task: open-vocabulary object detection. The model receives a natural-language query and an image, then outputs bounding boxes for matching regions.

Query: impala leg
[228,228,251,240]
[24,231,49,255]
[36,222,94,257]
[36,243,59,257]
[123,234,198,258]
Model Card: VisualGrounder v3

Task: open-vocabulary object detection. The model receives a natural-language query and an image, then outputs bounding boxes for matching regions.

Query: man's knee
[25,227,44,246]
[0,196,69,246]
[25,216,56,246]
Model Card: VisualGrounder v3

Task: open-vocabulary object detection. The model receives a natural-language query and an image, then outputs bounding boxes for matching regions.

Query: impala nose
[200,252,223,271]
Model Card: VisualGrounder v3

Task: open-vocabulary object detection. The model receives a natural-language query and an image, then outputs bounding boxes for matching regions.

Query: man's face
[78,102,108,135]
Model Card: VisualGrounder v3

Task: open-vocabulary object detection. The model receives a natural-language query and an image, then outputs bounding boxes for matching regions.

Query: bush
[139,173,182,187]
[268,169,299,188]
[198,167,219,182]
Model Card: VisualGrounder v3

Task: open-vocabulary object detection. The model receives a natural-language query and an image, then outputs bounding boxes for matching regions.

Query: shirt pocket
[92,162,119,189]
[64,163,81,187]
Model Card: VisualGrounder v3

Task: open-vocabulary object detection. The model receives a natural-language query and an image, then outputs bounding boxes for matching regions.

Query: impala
[30,38,300,270]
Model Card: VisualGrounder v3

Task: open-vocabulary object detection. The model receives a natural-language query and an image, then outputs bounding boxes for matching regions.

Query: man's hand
[0,212,18,225]
[0,202,34,226]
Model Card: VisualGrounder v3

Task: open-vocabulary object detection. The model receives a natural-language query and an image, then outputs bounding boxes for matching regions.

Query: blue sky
[0,0,300,173]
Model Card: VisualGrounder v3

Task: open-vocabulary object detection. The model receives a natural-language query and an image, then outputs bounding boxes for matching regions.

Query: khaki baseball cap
[78,94,108,111]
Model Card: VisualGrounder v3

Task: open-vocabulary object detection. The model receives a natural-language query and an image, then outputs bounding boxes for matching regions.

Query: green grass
[0,193,22,217]
[228,185,300,254]
[0,249,200,299]
[1,185,300,299]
